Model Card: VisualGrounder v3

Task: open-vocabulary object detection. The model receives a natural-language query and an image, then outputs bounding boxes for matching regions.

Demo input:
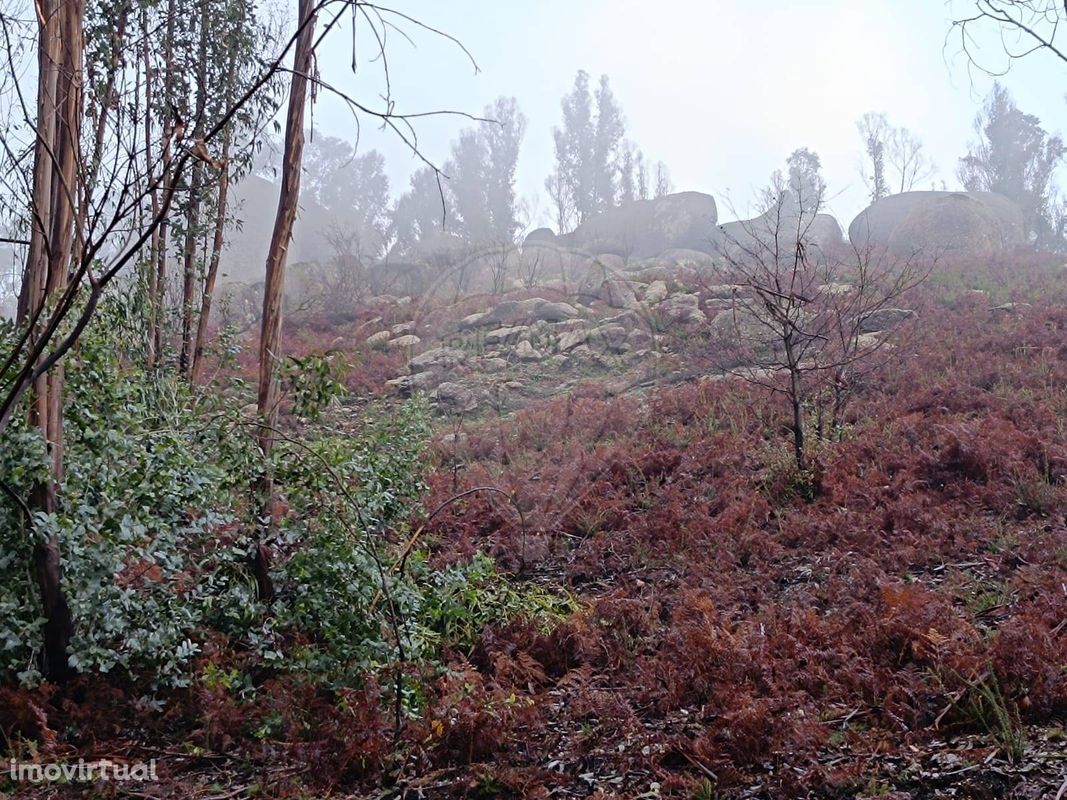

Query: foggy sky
[311,0,1067,230]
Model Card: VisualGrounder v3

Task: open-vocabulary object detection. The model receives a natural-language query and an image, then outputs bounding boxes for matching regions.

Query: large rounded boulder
[560,191,719,257]
[808,213,844,249]
[522,227,558,248]
[712,192,842,260]
[848,191,1025,256]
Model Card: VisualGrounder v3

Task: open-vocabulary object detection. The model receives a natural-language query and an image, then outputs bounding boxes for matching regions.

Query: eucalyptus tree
[548,71,672,229]
[0,0,475,681]
[958,82,1065,247]
[548,70,622,227]
[857,112,890,204]
[446,96,526,243]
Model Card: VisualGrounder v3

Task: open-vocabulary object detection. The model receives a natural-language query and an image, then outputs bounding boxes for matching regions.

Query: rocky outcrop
[387,334,421,350]
[535,301,580,322]
[589,323,629,353]
[386,370,441,396]
[557,328,590,353]
[513,340,543,362]
[409,346,466,373]
[485,326,529,346]
[859,308,916,334]
[657,293,705,326]
[657,248,717,270]
[517,241,589,284]
[478,297,582,327]
[808,214,844,248]
[433,382,477,413]
[366,330,392,348]
[848,191,1025,256]
[599,278,639,309]
[559,191,719,257]
[522,227,558,247]
[715,197,842,258]
[643,280,668,305]
[458,312,491,331]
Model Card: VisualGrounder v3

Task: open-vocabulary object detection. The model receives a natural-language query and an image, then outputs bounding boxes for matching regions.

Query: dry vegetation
[2,253,1064,799]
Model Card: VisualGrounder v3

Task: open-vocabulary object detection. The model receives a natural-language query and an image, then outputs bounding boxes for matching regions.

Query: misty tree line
[857,83,1065,249]
[267,75,1067,276]
[248,70,676,267]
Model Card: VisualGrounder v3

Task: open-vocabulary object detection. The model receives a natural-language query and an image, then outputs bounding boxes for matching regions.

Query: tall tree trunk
[178,160,203,374]
[190,37,239,386]
[253,0,317,602]
[189,131,232,385]
[179,6,210,377]
[152,0,178,367]
[142,6,161,368]
[87,0,128,189]
[19,0,85,684]
[784,337,806,472]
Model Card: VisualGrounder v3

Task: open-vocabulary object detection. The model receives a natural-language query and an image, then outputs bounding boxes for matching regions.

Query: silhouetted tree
[858,112,889,203]
[447,96,526,242]
[592,75,625,211]
[298,134,391,260]
[886,126,936,193]
[544,168,576,234]
[482,97,526,240]
[786,147,826,206]
[391,167,451,255]
[950,2,1067,74]
[618,140,639,203]
[859,113,937,199]
[715,172,926,470]
[653,160,673,198]
[549,71,595,228]
[958,82,1065,247]
[549,70,626,226]
[636,152,649,200]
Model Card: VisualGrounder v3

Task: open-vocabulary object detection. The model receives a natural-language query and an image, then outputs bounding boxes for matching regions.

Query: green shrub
[0,295,569,700]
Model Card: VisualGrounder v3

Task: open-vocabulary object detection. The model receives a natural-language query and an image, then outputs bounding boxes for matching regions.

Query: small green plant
[856,777,895,798]
[962,672,1027,764]
[282,350,350,419]
[964,580,1012,616]
[933,665,1026,764]
[692,777,719,800]
[759,445,819,504]
[1012,473,1060,518]
[472,768,506,798]
[416,551,576,656]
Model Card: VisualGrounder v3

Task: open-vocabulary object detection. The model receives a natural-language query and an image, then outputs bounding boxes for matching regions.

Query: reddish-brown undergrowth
[416,266,1067,795]
[3,258,1066,798]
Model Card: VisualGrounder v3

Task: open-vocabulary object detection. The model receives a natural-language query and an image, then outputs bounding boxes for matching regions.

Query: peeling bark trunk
[253,0,317,602]
[18,0,85,683]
